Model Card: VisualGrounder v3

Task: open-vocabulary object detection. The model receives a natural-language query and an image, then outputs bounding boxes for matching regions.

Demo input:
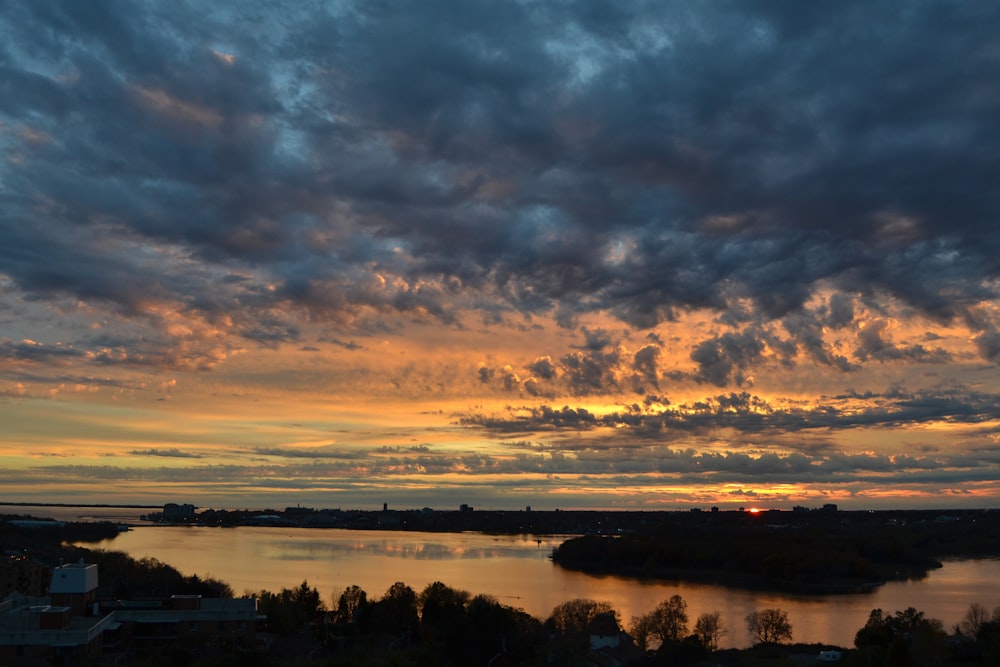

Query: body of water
[83,525,1000,649]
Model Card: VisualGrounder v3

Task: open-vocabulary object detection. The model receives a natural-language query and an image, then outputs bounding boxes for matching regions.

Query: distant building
[162,503,196,522]
[109,594,258,650]
[586,611,644,665]
[588,611,621,650]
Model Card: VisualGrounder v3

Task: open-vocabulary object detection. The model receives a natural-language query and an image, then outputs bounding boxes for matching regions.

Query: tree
[549,598,618,636]
[630,612,656,651]
[630,594,689,650]
[419,581,470,626]
[465,594,544,666]
[290,579,326,619]
[333,584,369,626]
[253,580,326,635]
[418,581,471,644]
[960,602,990,639]
[854,607,947,667]
[178,573,234,598]
[369,581,418,637]
[745,608,792,645]
[694,611,726,651]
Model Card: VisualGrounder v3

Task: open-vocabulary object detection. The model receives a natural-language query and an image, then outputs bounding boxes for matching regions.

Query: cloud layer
[0,1,998,509]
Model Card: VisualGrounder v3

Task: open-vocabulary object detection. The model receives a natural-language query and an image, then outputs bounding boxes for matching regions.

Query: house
[588,611,621,650]
[0,562,260,664]
[585,612,643,666]
[107,594,258,650]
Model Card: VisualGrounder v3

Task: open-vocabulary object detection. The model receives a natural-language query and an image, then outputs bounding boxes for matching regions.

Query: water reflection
[264,534,559,561]
[84,527,1000,649]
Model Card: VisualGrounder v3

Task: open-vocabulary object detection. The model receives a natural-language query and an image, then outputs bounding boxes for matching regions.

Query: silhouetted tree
[630,594,689,650]
[291,579,326,618]
[959,602,993,639]
[333,584,369,627]
[694,611,726,651]
[549,598,618,636]
[854,607,946,667]
[462,594,543,666]
[419,581,470,627]
[369,581,418,639]
[178,574,234,598]
[254,580,326,635]
[745,608,792,645]
[418,580,471,652]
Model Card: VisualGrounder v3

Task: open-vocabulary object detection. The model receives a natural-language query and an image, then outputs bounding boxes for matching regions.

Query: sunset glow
[1,2,999,511]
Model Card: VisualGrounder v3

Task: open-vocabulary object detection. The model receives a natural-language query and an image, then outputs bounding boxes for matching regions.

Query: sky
[1,1,999,511]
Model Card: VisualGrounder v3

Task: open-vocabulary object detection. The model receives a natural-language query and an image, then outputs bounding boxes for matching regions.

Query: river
[81,525,1000,649]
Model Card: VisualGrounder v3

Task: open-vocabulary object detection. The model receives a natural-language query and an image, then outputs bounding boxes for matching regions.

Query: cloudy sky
[1,1,998,511]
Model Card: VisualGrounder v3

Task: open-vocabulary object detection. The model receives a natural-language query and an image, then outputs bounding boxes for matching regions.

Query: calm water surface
[86,526,1000,649]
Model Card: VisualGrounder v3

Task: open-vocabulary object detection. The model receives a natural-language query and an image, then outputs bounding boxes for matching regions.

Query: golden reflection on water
[89,527,1000,649]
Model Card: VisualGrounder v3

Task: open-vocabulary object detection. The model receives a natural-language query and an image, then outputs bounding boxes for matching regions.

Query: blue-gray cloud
[0,0,996,357]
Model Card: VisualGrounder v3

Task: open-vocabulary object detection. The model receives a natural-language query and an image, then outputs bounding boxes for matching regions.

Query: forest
[551,509,1000,594]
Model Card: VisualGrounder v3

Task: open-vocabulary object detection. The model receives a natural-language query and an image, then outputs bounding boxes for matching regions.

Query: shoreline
[0,502,161,509]
[551,559,897,596]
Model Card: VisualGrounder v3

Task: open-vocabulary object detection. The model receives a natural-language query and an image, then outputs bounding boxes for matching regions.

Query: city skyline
[1,2,999,511]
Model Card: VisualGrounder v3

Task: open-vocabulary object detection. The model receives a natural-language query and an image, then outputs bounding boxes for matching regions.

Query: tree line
[551,511,1000,595]
[244,578,1000,666]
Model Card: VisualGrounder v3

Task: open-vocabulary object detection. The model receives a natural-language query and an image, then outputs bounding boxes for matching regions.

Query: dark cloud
[854,319,952,363]
[631,344,660,388]
[526,356,557,381]
[974,330,1000,364]
[826,293,856,329]
[318,337,364,351]
[17,439,1000,497]
[782,310,856,372]
[481,329,667,397]
[691,329,768,387]
[254,447,367,460]
[128,448,203,459]
[462,389,1000,442]
[0,339,85,365]
[0,0,996,364]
